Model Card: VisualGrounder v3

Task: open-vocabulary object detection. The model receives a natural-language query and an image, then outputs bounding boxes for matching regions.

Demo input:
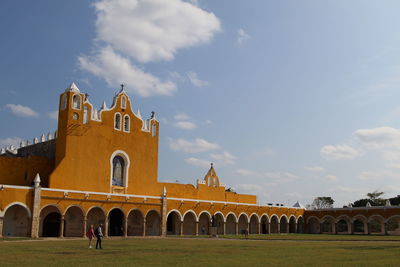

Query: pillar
[180,221,184,236]
[60,215,65,238]
[294,222,297,234]
[83,216,87,238]
[105,218,109,237]
[286,222,290,233]
[268,223,271,234]
[195,221,199,236]
[258,222,261,234]
[142,218,146,236]
[223,222,226,235]
[30,175,42,238]
[0,216,3,238]
[277,223,280,234]
[384,222,388,235]
[350,221,354,235]
[334,222,338,234]
[319,223,323,234]
[161,194,167,237]
[235,222,239,235]
[124,216,128,237]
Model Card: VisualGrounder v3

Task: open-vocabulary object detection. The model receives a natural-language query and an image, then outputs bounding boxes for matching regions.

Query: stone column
[142,218,146,236]
[294,222,298,234]
[60,215,65,238]
[235,222,239,235]
[105,218,109,237]
[180,221,184,236]
[83,216,87,238]
[258,222,261,234]
[195,221,199,236]
[0,216,3,238]
[350,221,354,235]
[223,222,226,235]
[286,222,290,233]
[31,174,42,238]
[367,223,371,235]
[161,188,167,237]
[384,222,388,235]
[267,223,271,234]
[277,223,280,234]
[124,216,128,237]
[319,223,323,234]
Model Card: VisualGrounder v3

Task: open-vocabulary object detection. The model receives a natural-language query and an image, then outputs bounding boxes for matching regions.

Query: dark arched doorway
[2,204,30,237]
[167,211,181,235]
[43,212,61,237]
[109,209,124,236]
[127,210,144,236]
[146,210,161,236]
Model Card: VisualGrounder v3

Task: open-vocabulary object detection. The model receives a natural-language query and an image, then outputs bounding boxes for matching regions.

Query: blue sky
[2,0,400,207]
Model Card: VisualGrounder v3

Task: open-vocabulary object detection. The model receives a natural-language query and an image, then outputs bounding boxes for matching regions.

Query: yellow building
[5,83,399,238]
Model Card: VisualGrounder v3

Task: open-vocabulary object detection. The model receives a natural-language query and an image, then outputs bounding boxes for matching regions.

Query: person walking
[95,224,103,249]
[87,224,95,248]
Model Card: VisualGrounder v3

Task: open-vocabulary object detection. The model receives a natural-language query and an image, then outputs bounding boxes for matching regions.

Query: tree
[310,197,334,209]
[352,190,386,207]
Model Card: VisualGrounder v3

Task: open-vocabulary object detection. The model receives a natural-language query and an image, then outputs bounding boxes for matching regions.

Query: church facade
[0,83,398,238]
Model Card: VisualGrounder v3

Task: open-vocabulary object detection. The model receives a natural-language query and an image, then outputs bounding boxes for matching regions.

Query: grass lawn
[0,235,400,266]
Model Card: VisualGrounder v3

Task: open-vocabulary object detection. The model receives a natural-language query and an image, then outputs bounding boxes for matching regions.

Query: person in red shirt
[87,224,95,248]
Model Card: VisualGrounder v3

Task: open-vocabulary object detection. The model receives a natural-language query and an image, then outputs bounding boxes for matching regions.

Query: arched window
[72,94,81,109]
[61,94,67,110]
[115,113,121,130]
[152,124,157,137]
[121,96,126,109]
[112,156,125,186]
[124,115,130,132]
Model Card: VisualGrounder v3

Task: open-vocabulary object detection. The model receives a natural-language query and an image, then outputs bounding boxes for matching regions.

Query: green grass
[217,233,400,241]
[1,236,400,266]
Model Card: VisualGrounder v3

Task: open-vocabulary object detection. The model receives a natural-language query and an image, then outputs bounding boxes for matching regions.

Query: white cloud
[79,46,176,97]
[237,28,250,45]
[305,166,325,172]
[205,120,212,124]
[185,157,210,167]
[235,168,298,181]
[357,170,397,181]
[0,137,24,148]
[354,127,400,149]
[169,138,220,153]
[5,104,39,117]
[174,121,197,130]
[235,183,264,192]
[187,71,209,87]
[174,113,190,121]
[94,0,220,62]
[325,175,338,182]
[320,144,360,160]
[210,151,235,165]
[48,111,58,120]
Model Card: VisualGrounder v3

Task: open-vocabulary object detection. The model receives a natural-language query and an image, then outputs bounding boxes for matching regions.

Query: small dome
[65,82,80,93]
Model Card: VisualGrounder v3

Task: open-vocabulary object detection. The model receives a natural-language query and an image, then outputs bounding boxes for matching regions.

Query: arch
[3,202,32,218]
[306,216,320,234]
[270,214,279,234]
[166,209,183,221]
[386,215,400,235]
[72,94,81,109]
[320,215,335,234]
[352,215,368,234]
[2,203,30,237]
[123,115,130,132]
[297,216,304,233]
[108,208,124,236]
[127,209,144,236]
[110,150,130,187]
[39,205,62,237]
[145,210,161,236]
[213,212,224,235]
[183,211,197,235]
[198,212,211,235]
[249,214,259,234]
[114,112,121,130]
[198,210,212,221]
[260,214,269,234]
[238,213,249,235]
[167,210,181,235]
[289,216,296,233]
[183,210,198,221]
[86,206,106,234]
[368,214,385,235]
[280,215,288,233]
[64,205,84,237]
[225,213,237,234]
